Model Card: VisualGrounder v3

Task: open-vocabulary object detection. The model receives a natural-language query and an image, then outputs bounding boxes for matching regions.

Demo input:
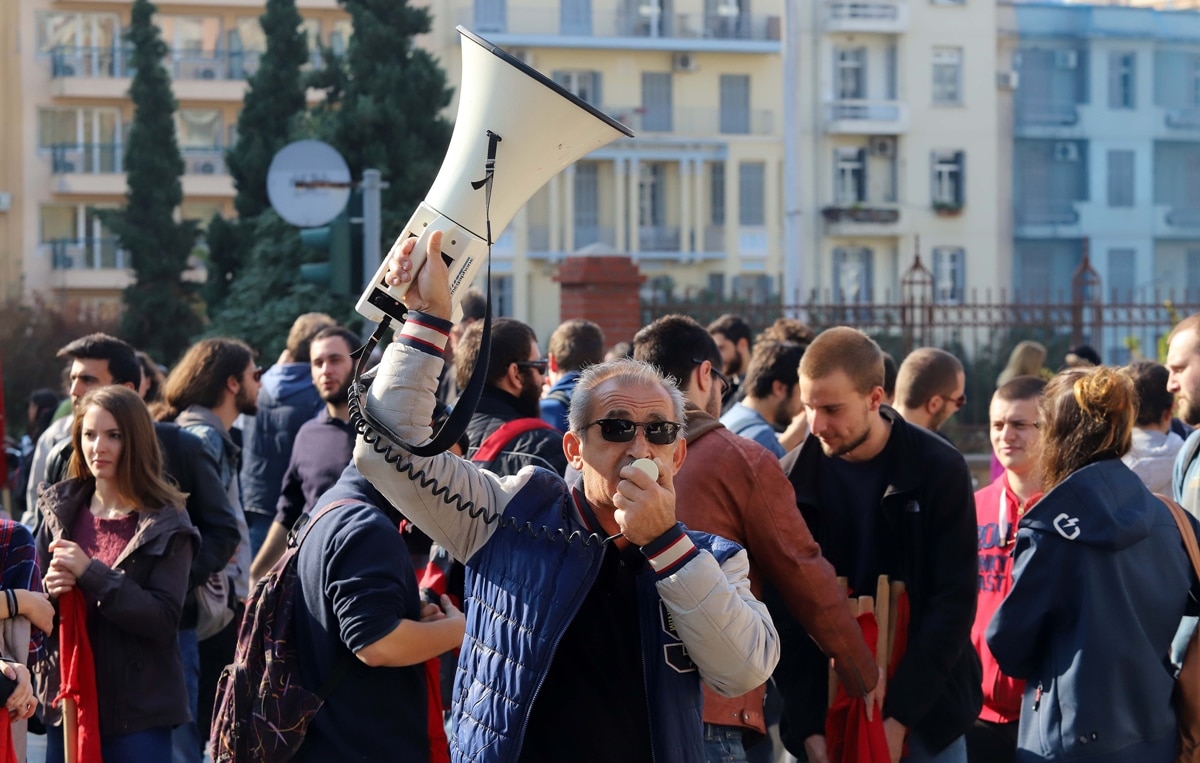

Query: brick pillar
[555,256,644,346]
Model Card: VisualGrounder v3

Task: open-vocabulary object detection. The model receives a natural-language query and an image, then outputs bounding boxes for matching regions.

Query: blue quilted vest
[450,469,742,763]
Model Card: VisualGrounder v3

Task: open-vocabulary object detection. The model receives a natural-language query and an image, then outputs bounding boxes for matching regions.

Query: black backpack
[209,498,356,763]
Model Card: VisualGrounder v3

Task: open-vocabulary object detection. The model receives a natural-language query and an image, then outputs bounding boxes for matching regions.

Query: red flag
[825,612,890,763]
[53,590,102,763]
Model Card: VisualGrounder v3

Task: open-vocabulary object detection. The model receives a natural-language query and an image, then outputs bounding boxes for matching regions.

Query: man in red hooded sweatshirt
[967,375,1046,763]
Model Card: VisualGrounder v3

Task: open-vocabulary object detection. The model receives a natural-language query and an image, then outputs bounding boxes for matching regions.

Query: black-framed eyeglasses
[942,393,966,409]
[586,418,682,445]
[693,357,730,396]
[516,359,549,374]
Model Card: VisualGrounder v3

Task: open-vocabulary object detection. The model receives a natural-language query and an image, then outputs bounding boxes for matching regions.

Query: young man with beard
[967,375,1045,763]
[777,327,979,763]
[455,318,567,476]
[159,337,262,746]
[1168,313,1200,515]
[249,326,360,586]
[720,340,808,458]
[707,314,753,412]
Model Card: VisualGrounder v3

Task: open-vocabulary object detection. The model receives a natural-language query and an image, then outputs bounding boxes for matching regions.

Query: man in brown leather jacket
[634,315,882,762]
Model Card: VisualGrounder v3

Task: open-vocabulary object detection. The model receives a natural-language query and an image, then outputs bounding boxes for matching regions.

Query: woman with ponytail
[34,385,198,762]
[986,366,1200,762]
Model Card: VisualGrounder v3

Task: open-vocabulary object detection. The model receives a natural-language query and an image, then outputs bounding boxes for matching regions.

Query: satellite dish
[267,140,352,227]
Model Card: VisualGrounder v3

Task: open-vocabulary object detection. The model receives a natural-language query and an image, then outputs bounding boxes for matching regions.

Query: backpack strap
[471,418,556,463]
[288,497,372,700]
[1159,494,1200,581]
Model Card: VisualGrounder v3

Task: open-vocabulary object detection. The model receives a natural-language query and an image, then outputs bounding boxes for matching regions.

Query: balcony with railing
[1165,108,1200,131]
[1015,201,1080,228]
[824,100,908,134]
[45,143,232,196]
[608,106,775,136]
[1156,206,1200,238]
[639,225,682,253]
[1014,99,1081,129]
[823,0,908,33]
[46,238,129,271]
[461,5,781,47]
[821,204,902,236]
[48,46,268,100]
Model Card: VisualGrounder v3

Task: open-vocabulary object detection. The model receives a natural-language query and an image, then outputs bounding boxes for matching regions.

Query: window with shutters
[933,48,963,105]
[836,48,867,100]
[833,247,873,303]
[1107,150,1135,207]
[739,162,765,226]
[1107,248,1135,302]
[1108,52,1136,110]
[835,148,866,204]
[931,151,964,207]
[933,247,965,304]
[720,75,750,134]
[641,72,673,132]
[552,70,602,105]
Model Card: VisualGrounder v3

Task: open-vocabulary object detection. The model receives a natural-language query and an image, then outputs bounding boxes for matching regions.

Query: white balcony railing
[824,0,909,32]
[824,100,908,134]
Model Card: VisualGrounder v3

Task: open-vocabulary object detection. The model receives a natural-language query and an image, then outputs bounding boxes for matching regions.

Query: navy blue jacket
[240,363,322,518]
[988,459,1200,762]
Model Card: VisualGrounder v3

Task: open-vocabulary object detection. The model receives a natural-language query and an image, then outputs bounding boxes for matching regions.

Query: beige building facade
[8,0,348,321]
[788,0,1011,307]
[420,0,786,334]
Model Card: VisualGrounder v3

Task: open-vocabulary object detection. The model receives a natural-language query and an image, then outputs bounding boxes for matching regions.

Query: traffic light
[298,190,363,295]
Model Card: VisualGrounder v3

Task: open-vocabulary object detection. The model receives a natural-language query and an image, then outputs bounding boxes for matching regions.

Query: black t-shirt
[517,541,654,763]
[818,435,896,598]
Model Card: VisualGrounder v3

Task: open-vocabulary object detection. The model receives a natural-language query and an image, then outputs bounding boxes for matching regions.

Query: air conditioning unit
[996,70,1020,90]
[1054,141,1079,162]
[190,160,217,174]
[510,49,535,67]
[58,63,77,77]
[198,67,218,80]
[869,136,896,158]
[672,52,698,72]
[1054,50,1077,69]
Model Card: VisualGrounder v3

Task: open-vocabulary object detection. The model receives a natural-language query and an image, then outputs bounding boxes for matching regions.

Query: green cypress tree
[105,0,200,364]
[226,0,310,220]
[206,211,352,358]
[309,0,454,241]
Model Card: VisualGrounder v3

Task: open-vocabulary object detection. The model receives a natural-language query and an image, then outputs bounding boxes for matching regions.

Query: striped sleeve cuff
[641,522,699,578]
[398,311,453,357]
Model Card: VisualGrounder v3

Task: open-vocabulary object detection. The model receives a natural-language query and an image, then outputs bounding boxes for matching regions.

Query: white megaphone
[355,26,634,324]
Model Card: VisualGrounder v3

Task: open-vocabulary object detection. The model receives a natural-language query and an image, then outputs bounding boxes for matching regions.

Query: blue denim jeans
[170,628,202,763]
[704,724,750,763]
[47,725,172,763]
[903,733,967,763]
[246,511,274,559]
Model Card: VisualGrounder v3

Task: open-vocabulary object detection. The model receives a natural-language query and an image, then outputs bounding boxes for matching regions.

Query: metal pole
[782,0,804,320]
[361,169,384,291]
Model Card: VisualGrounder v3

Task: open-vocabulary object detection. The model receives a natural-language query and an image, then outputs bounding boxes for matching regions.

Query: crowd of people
[0,233,1198,763]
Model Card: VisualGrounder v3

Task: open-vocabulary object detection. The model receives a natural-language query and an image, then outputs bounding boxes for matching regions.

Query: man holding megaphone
[353,232,779,763]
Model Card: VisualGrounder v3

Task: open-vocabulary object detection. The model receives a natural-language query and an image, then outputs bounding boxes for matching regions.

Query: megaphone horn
[356,26,635,324]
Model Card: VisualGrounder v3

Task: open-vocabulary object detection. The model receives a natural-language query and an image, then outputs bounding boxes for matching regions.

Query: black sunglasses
[253,366,264,382]
[586,418,682,445]
[516,359,549,374]
[693,357,730,395]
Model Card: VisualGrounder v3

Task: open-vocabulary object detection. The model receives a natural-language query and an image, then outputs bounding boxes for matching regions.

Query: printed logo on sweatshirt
[977,522,1013,593]
[1052,513,1081,540]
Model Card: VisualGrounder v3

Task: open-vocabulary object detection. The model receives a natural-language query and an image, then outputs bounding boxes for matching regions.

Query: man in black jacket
[455,318,567,476]
[775,328,980,763]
